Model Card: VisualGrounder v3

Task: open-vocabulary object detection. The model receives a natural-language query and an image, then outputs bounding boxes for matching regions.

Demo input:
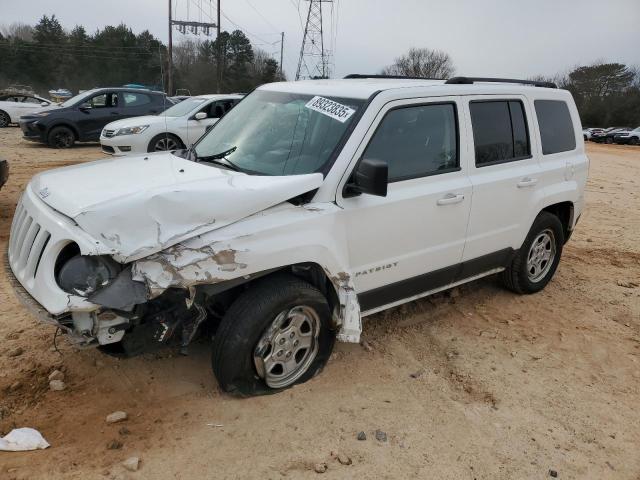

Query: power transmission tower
[296,0,333,80]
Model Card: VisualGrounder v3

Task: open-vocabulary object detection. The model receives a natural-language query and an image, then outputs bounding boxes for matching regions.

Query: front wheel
[47,126,75,148]
[147,133,184,152]
[501,212,564,294]
[212,274,335,396]
[630,137,640,146]
[0,111,10,128]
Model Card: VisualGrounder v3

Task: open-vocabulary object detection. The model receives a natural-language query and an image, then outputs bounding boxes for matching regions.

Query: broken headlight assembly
[56,253,121,297]
[115,125,149,136]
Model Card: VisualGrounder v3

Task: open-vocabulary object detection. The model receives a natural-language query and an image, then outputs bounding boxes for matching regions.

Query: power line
[243,0,280,34]
[0,44,154,56]
[220,11,273,45]
[0,41,154,52]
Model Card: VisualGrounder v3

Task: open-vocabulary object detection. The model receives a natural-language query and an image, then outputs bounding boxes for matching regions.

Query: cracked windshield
[193,90,364,175]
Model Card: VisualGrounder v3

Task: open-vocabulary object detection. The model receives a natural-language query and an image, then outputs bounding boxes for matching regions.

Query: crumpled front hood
[30,152,323,261]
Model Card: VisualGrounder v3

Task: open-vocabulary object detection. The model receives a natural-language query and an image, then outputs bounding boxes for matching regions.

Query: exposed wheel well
[200,262,340,327]
[541,201,574,243]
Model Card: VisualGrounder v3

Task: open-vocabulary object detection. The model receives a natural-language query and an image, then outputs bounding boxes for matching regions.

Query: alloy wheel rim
[55,131,73,148]
[526,229,556,283]
[254,305,320,389]
[154,137,178,151]
[0,114,8,127]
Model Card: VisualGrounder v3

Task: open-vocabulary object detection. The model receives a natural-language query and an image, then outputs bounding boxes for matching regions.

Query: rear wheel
[47,126,75,148]
[0,111,10,128]
[212,274,335,397]
[501,212,564,294]
[605,137,614,144]
[147,133,184,152]
[630,137,639,146]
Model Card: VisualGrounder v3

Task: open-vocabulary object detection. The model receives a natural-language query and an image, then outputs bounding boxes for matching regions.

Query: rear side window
[535,100,576,154]
[123,92,152,107]
[470,100,531,167]
[363,103,459,182]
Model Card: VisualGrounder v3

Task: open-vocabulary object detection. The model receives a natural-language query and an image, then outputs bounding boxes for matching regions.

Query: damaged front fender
[128,202,363,342]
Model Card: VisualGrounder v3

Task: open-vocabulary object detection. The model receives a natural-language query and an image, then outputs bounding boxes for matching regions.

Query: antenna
[295,0,333,80]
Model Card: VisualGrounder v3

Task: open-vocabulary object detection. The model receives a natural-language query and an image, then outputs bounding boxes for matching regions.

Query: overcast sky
[1,0,638,80]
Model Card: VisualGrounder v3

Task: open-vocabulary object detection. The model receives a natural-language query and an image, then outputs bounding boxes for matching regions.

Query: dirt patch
[1,129,639,479]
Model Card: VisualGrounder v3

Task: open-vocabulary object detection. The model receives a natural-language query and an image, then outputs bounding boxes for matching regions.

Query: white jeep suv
[7,76,588,396]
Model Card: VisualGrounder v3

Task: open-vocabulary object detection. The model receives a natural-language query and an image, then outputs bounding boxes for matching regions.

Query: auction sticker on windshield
[305,96,356,123]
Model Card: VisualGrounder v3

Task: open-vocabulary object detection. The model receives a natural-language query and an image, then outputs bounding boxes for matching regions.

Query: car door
[76,91,120,140]
[337,97,473,312]
[462,96,541,262]
[1,96,23,122]
[9,96,46,121]
[186,100,222,145]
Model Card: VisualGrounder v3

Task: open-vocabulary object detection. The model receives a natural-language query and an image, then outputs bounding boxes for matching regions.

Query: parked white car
[0,94,52,127]
[100,94,243,155]
[7,76,588,396]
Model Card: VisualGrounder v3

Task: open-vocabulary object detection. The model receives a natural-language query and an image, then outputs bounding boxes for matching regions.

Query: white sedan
[0,94,52,127]
[100,94,243,155]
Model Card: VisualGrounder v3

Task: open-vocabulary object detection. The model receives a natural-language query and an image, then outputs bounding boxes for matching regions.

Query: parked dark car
[613,126,640,145]
[591,127,631,144]
[19,88,173,148]
[0,159,8,191]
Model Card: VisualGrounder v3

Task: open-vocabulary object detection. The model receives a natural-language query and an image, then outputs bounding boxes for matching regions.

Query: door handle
[517,177,538,188]
[437,193,465,206]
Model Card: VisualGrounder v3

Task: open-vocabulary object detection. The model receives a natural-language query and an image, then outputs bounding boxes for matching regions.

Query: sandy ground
[0,128,638,480]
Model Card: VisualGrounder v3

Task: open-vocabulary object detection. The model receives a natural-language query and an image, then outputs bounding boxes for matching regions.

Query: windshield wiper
[196,146,243,172]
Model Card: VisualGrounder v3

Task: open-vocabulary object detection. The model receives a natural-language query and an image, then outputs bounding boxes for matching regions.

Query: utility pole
[279,32,284,80]
[217,0,221,93]
[168,0,218,94]
[168,0,173,95]
[296,0,333,80]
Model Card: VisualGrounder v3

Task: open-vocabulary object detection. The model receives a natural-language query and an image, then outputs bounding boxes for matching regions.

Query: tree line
[382,47,640,128]
[0,15,282,96]
[1,17,638,127]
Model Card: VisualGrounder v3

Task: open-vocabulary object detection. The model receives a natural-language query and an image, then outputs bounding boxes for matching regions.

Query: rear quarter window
[534,100,576,154]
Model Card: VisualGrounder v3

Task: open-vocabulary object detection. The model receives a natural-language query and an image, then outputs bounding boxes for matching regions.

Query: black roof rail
[445,76,557,89]
[344,74,440,80]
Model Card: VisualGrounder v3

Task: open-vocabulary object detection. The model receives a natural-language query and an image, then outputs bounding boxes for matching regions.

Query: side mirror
[79,102,92,111]
[194,111,207,120]
[40,101,49,107]
[345,158,388,197]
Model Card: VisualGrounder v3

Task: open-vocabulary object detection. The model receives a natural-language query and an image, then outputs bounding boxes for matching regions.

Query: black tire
[147,133,184,152]
[47,126,75,148]
[605,137,613,144]
[630,137,640,146]
[212,273,335,397]
[501,211,564,294]
[0,111,10,128]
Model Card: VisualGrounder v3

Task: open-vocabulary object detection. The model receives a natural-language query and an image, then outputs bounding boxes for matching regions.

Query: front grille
[8,199,51,281]
[103,129,116,138]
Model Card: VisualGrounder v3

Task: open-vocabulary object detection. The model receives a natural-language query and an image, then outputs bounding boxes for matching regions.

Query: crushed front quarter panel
[132,202,362,342]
